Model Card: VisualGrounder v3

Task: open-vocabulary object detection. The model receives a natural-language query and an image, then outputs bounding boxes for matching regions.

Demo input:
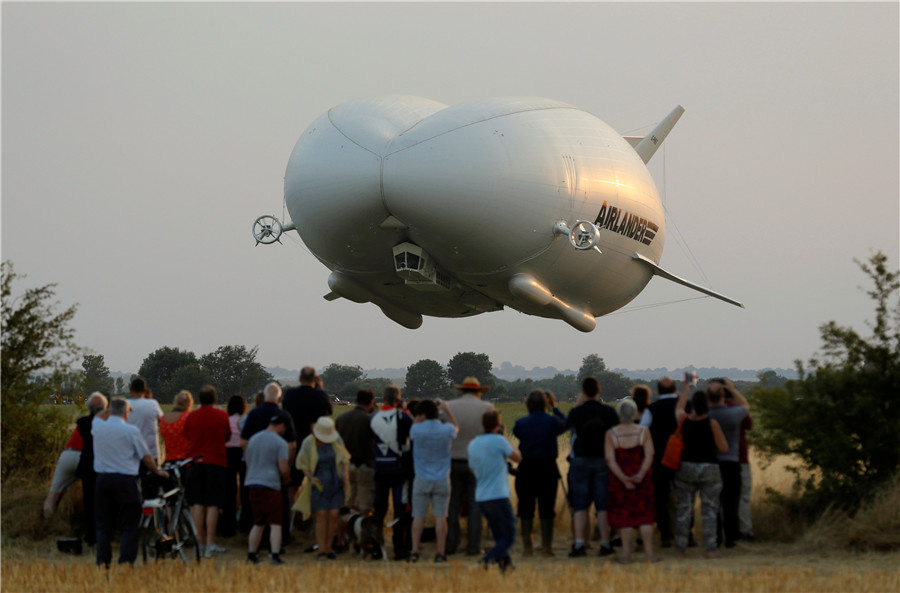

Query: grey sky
[3,3,898,377]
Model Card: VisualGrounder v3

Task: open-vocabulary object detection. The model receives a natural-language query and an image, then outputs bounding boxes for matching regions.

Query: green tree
[753,252,900,517]
[170,363,215,399]
[576,354,607,385]
[576,354,632,401]
[538,373,579,401]
[1,261,81,479]
[405,359,451,399]
[320,363,365,395]
[340,377,395,402]
[447,352,494,387]
[138,346,199,403]
[82,353,114,395]
[199,345,272,401]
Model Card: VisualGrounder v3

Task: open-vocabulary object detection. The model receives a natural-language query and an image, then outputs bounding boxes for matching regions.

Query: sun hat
[312,416,339,443]
[453,376,491,393]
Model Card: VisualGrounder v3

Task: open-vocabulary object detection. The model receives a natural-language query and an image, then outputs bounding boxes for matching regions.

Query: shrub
[1,261,81,480]
[752,252,900,519]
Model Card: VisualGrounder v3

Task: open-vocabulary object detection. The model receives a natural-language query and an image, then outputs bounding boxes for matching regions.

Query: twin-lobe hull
[284,95,667,330]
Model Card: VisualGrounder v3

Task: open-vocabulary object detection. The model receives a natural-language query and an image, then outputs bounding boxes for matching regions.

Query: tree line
[320,353,770,405]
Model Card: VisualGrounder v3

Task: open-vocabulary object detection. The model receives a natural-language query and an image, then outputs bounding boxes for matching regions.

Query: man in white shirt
[93,397,168,567]
[126,377,164,498]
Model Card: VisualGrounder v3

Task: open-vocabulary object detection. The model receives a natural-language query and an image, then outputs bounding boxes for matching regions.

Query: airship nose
[283,96,446,270]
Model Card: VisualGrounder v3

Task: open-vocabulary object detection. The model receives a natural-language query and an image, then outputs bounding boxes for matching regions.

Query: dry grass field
[3,403,898,592]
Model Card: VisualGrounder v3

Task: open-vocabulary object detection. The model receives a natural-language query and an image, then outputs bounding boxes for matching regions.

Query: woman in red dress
[605,398,659,564]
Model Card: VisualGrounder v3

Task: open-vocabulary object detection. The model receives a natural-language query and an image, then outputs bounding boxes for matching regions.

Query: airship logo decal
[593,200,660,246]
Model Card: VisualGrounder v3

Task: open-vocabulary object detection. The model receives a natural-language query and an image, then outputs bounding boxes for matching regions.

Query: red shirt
[65,427,83,450]
[183,405,231,467]
[160,411,192,461]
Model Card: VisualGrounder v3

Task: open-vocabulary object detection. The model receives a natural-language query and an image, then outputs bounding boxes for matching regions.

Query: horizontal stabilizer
[632,105,685,164]
[632,252,744,308]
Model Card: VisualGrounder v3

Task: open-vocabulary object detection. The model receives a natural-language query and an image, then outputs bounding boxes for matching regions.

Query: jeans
[479,498,516,568]
[567,456,609,512]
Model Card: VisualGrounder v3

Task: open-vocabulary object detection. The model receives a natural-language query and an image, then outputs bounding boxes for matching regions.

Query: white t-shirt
[127,397,164,458]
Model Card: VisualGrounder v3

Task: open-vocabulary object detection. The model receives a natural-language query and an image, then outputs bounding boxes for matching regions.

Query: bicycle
[139,457,202,564]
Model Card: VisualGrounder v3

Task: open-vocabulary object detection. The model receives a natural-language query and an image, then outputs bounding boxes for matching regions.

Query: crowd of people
[45,368,753,571]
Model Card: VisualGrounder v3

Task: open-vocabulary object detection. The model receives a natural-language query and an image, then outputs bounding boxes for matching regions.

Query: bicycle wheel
[139,510,166,563]
[174,507,202,563]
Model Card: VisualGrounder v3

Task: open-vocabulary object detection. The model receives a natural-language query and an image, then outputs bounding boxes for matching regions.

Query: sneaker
[326,552,337,560]
[408,552,420,563]
[203,548,214,559]
[207,543,227,555]
[247,553,260,565]
[270,555,284,565]
[598,545,614,557]
[568,545,587,558]
[434,553,447,563]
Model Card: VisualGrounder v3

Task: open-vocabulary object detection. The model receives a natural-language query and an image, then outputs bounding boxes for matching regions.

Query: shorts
[185,463,227,508]
[249,487,283,526]
[348,463,375,511]
[411,477,451,518]
[567,456,609,512]
[49,449,81,494]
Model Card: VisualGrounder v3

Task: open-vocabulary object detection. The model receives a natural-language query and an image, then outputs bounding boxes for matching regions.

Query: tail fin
[631,105,685,164]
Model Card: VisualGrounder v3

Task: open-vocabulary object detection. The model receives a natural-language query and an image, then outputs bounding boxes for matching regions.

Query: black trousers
[80,473,97,545]
[717,461,742,546]
[373,466,411,557]
[447,459,482,554]
[220,447,244,537]
[514,458,559,519]
[651,462,675,541]
[95,473,142,566]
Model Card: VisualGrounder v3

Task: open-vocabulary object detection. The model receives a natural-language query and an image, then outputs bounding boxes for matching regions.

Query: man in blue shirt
[92,398,168,567]
[244,416,291,565]
[409,398,458,562]
[512,389,566,556]
[467,410,521,573]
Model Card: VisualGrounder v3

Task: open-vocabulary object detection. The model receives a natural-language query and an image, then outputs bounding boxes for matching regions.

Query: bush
[1,261,82,480]
[752,252,900,519]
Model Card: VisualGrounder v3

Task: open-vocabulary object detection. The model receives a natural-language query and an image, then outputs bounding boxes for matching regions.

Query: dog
[339,507,387,561]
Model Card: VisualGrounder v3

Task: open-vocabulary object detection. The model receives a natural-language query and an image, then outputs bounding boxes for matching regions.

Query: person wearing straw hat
[293,416,350,561]
[445,376,494,556]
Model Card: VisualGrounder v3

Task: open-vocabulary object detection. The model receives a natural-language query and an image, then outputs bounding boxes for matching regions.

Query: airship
[253,95,742,331]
